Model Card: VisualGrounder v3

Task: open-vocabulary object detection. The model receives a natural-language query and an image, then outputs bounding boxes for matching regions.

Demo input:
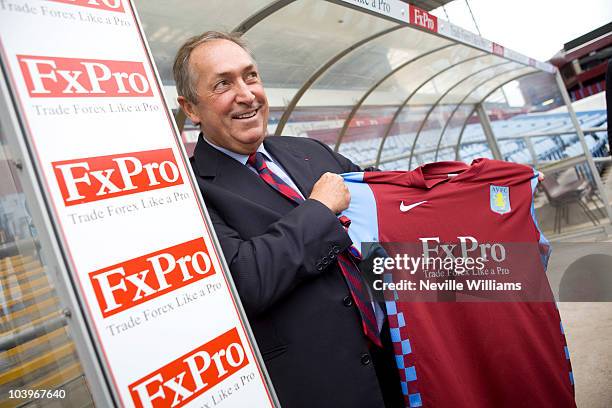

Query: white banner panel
[437,19,492,53]
[0,1,277,407]
[338,0,409,23]
[334,0,555,74]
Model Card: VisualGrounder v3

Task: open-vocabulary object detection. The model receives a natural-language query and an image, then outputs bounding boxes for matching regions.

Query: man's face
[180,39,269,154]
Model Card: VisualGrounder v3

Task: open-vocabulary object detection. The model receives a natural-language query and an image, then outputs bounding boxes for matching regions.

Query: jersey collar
[409,161,474,189]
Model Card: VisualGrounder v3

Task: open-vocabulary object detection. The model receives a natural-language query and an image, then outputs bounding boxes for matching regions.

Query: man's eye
[246,72,259,81]
[214,80,230,91]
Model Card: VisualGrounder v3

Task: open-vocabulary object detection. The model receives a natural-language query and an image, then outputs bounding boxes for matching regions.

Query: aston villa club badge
[490,185,511,214]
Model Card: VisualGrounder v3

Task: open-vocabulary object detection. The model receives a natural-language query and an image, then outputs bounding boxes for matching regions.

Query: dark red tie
[248,152,381,346]
[248,152,305,204]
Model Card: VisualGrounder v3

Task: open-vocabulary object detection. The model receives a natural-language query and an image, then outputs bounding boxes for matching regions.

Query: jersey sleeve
[529,168,552,270]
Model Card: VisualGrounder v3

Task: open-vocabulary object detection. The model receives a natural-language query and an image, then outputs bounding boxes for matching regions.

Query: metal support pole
[524,136,539,166]
[476,104,502,160]
[555,71,612,223]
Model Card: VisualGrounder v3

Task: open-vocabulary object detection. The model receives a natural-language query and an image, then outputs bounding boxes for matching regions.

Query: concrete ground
[558,302,612,408]
[539,162,612,407]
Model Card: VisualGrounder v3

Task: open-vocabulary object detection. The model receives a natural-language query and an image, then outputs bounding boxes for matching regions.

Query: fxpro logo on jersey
[490,185,511,214]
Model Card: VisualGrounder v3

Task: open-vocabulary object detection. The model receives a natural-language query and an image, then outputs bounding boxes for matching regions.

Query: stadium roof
[405,0,454,11]
[135,0,557,168]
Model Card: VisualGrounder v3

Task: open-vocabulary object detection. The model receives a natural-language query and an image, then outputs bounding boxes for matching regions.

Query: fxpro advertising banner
[0,1,276,407]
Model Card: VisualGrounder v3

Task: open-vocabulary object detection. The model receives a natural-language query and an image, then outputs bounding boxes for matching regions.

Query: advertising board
[0,1,278,407]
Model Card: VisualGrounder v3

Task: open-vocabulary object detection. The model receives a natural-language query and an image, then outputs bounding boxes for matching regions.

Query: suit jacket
[190,135,388,408]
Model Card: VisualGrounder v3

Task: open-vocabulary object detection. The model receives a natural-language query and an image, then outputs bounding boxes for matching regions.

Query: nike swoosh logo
[400,200,428,213]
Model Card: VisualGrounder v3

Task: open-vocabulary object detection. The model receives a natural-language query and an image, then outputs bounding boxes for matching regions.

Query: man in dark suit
[173,32,402,407]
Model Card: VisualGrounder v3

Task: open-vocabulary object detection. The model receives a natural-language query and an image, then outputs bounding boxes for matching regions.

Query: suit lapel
[192,135,300,212]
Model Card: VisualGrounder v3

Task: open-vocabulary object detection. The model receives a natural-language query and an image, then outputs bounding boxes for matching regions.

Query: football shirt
[342,159,575,408]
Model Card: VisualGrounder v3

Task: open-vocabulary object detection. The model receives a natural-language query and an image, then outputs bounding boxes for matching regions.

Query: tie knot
[338,215,352,228]
[247,151,265,171]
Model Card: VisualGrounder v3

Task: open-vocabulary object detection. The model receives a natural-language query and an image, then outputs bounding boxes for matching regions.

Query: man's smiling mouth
[233,108,259,120]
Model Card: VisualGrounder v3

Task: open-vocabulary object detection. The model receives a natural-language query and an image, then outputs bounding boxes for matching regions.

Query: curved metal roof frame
[429,64,525,161]
[333,42,458,151]
[232,0,297,34]
[220,0,555,147]
[371,53,489,165]
[373,68,538,168]
[453,70,541,160]
[405,61,511,168]
[136,0,557,163]
[273,25,404,137]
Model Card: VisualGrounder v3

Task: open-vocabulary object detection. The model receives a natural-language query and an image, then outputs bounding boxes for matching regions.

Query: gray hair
[173,31,251,105]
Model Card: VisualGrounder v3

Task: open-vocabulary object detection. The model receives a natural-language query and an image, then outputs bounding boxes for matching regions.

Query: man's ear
[177,96,200,125]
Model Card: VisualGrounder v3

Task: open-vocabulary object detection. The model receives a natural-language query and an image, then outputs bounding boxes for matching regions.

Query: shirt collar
[202,135,271,165]
[409,161,472,189]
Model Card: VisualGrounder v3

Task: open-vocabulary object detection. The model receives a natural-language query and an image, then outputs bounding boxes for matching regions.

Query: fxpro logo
[17,55,152,97]
[129,328,249,408]
[52,149,183,206]
[410,6,437,32]
[420,236,507,262]
[49,0,125,13]
[90,238,216,318]
[492,43,505,57]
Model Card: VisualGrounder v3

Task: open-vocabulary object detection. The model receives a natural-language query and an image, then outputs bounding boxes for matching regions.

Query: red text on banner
[492,43,505,56]
[49,0,125,12]
[409,6,438,32]
[17,55,152,97]
[89,237,216,318]
[129,328,249,408]
[52,148,183,206]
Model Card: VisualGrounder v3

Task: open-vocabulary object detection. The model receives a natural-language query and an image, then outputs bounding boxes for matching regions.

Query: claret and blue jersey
[341,159,575,408]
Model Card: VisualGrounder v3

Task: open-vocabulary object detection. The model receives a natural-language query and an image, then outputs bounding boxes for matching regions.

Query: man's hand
[309,172,351,214]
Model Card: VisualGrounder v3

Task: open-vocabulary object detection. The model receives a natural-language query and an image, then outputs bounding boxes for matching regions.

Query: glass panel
[368,45,485,107]
[406,54,506,106]
[367,105,431,169]
[270,107,349,146]
[414,63,523,159]
[535,165,606,236]
[300,26,452,103]
[435,146,458,161]
[459,142,495,162]
[378,157,409,171]
[341,45,487,166]
[438,67,537,154]
[245,0,394,104]
[482,72,571,162]
[377,55,506,166]
[407,104,456,165]
[479,72,609,236]
[313,45,461,152]
[0,121,95,406]
[439,61,521,105]
[337,106,400,166]
[287,28,452,157]
[135,0,275,83]
[459,111,487,145]
[436,104,478,155]
[467,66,537,104]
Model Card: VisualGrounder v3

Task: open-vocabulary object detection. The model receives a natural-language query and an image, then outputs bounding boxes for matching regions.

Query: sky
[431,0,612,61]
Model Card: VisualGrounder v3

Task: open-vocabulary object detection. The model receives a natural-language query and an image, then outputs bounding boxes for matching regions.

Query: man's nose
[235,80,256,104]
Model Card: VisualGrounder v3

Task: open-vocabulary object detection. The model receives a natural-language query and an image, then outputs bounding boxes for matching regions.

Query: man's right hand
[309,172,351,214]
